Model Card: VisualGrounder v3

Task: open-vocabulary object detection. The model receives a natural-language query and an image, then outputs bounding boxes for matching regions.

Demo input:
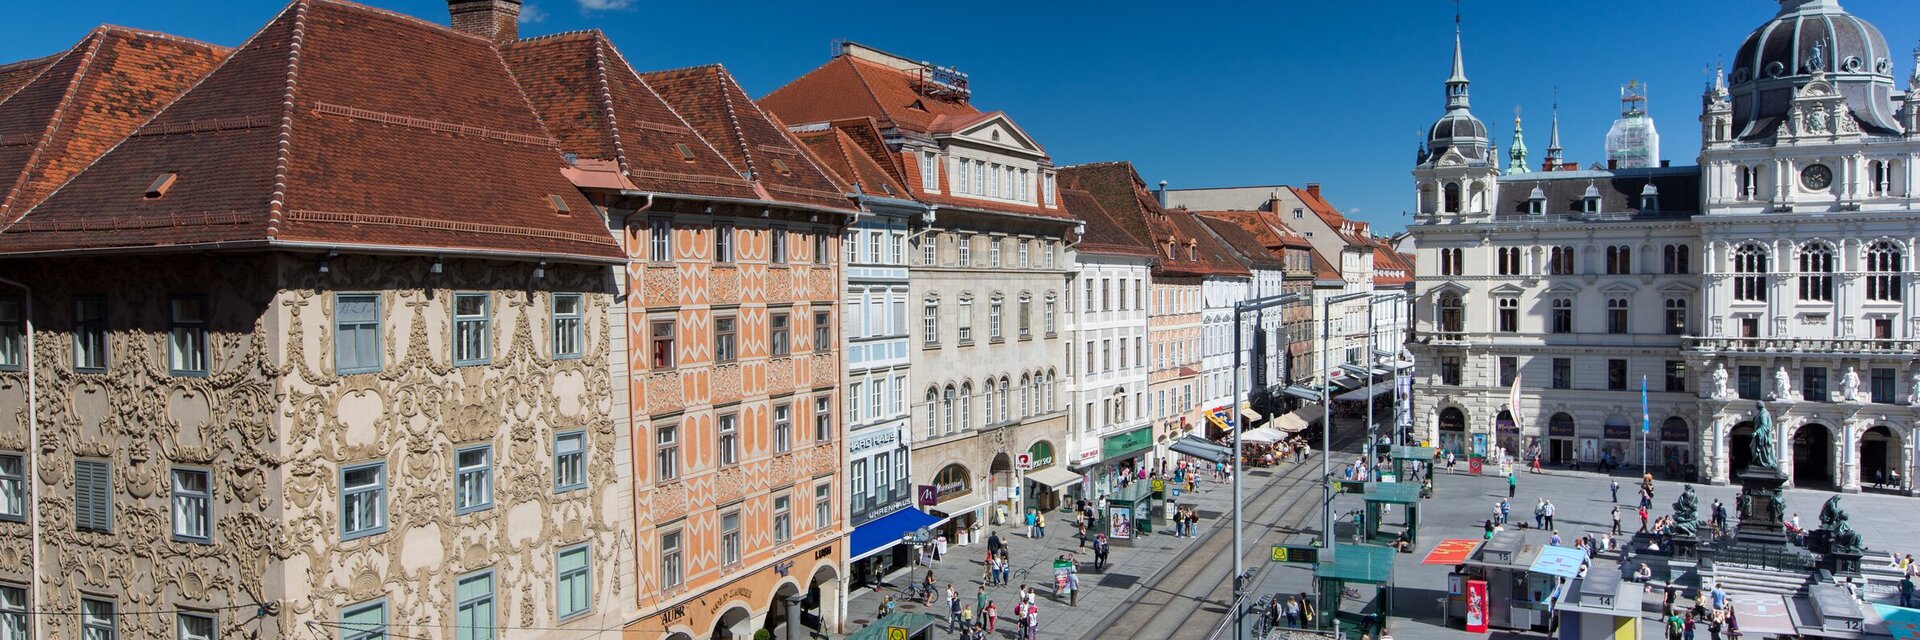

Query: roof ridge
[746,81,852,194]
[622,58,745,180]
[586,36,630,176]
[704,65,760,181]
[484,25,575,172]
[0,53,60,75]
[4,2,290,234]
[92,24,228,53]
[511,29,601,44]
[262,0,310,240]
[308,0,493,45]
[0,31,104,220]
[835,56,894,129]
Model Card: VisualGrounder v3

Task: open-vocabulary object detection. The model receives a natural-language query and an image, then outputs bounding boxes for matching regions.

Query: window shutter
[75,460,112,532]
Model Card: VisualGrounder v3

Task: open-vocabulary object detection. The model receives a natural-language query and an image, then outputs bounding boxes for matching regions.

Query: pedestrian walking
[1025,509,1038,538]
[1508,471,1518,498]
[1535,498,1547,528]
[1093,534,1110,572]
[976,586,987,621]
[946,584,961,629]
[1500,498,1511,525]
[1298,591,1316,628]
[1612,505,1623,535]
[984,601,998,633]
[1544,500,1556,530]
[1900,575,1915,608]
[1036,512,1046,539]
[1611,479,1621,503]
[1640,505,1650,533]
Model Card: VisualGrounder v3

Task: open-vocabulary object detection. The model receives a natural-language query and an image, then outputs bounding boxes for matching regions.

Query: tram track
[1081,431,1364,640]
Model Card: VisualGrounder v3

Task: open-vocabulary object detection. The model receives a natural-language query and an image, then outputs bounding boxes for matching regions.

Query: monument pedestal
[1670,534,1699,560]
[1734,465,1789,542]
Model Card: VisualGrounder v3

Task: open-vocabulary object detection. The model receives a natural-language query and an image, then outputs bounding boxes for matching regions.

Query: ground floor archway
[989,451,1014,524]
[1860,425,1903,490]
[1792,423,1834,487]
[1494,410,1519,461]
[1728,421,1755,476]
[1438,407,1466,457]
[807,564,843,634]
[711,605,752,640]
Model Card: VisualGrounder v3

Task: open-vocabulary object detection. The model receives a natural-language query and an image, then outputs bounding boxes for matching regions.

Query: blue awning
[849,508,944,562]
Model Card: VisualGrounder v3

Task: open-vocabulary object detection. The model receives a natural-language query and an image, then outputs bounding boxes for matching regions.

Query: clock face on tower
[1801,164,1833,191]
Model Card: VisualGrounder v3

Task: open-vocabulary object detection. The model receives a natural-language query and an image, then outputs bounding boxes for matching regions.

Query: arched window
[1438,293,1465,334]
[1548,246,1576,275]
[958,382,973,429]
[1665,298,1688,335]
[1607,298,1629,334]
[934,464,970,499]
[1606,245,1633,274]
[1045,370,1057,411]
[1020,373,1032,417]
[942,385,956,434]
[1733,243,1769,301]
[1444,183,1461,213]
[983,379,996,426]
[1868,160,1889,196]
[1550,298,1573,334]
[1663,244,1690,274]
[1867,239,1904,302]
[1798,242,1834,302]
[925,388,938,437]
[998,377,1011,423]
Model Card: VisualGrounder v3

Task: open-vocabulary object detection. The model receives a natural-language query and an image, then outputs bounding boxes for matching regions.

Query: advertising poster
[1465,579,1488,632]
[1109,506,1133,539]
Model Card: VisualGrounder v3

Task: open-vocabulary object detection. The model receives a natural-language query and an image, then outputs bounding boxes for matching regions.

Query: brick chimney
[1305,182,1321,199]
[448,0,521,44]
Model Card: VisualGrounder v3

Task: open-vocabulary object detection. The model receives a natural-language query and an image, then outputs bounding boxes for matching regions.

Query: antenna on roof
[1453,0,1462,26]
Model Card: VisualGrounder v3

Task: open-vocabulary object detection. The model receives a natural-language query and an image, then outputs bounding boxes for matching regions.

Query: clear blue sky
[4,0,1915,233]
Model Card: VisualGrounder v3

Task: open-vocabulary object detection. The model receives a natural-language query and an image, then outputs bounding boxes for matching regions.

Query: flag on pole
[1641,375,1650,434]
[1507,374,1523,425]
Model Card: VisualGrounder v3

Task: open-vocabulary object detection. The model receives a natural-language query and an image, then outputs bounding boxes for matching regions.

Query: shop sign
[1102,426,1153,459]
[1660,421,1690,442]
[848,428,900,454]
[1548,421,1576,437]
[1076,446,1101,464]
[1016,453,1032,470]
[1465,579,1489,632]
[1603,423,1632,440]
[916,484,937,506]
[1027,441,1056,469]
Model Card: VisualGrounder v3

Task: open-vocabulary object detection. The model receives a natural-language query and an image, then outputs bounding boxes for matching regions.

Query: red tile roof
[1194,214,1284,270]
[502,31,761,202]
[1190,210,1313,250]
[640,64,858,214]
[1309,247,1341,282]
[1059,188,1151,259]
[791,122,908,200]
[1059,161,1246,278]
[760,54,980,135]
[0,54,58,104]
[0,26,227,225]
[0,0,621,261]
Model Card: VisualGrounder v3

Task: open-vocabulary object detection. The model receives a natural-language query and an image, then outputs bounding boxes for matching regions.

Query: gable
[951,114,1041,155]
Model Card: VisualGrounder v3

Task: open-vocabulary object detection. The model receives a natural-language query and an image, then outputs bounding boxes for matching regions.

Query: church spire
[1446,27,1471,111]
[1507,112,1530,175]
[1544,97,1564,170]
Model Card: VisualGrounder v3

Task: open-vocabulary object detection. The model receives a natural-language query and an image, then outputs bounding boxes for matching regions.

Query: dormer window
[144,173,178,199]
[675,144,696,162]
[1640,184,1659,212]
[1582,184,1602,214]
[1528,186,1545,215]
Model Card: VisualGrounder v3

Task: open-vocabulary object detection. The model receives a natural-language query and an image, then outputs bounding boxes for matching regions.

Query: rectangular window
[1608,299,1629,334]
[1667,361,1688,394]
[813,310,831,351]
[1665,299,1688,335]
[1607,359,1628,391]
[921,151,938,189]
[850,458,868,512]
[0,586,22,640]
[72,296,107,372]
[1802,367,1827,402]
[715,224,734,263]
[1018,241,1030,268]
[455,571,494,640]
[178,612,214,640]
[82,599,114,640]
[0,454,24,523]
[1441,356,1463,386]
[453,293,490,366]
[921,237,936,266]
[816,396,833,443]
[334,294,381,374]
[660,530,683,589]
[551,294,583,359]
[957,300,972,342]
[774,403,793,453]
[714,316,737,363]
[815,482,831,529]
[649,219,672,262]
[649,319,674,369]
[556,544,592,620]
[1044,299,1056,335]
[770,228,788,264]
[0,298,20,371]
[847,382,863,425]
[1551,358,1571,389]
[74,458,112,533]
[720,510,742,566]
[989,239,1001,267]
[340,462,386,540]
[340,600,385,640]
[555,431,587,491]
[1499,356,1518,387]
[773,494,792,543]
[957,160,971,195]
[1872,367,1896,404]
[989,300,1002,340]
[1497,298,1518,333]
[921,300,938,345]
[814,232,830,265]
[957,235,971,265]
[170,468,211,543]
[454,445,492,514]
[1738,365,1763,400]
[715,413,739,467]
[168,296,208,374]
[1018,298,1031,338]
[656,423,680,481]
[771,312,791,356]
[1044,173,1056,207]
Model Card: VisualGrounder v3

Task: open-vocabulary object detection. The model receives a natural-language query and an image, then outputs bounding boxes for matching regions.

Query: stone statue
[1840,366,1860,402]
[1772,366,1792,401]
[1711,364,1730,400]
[1910,369,1920,407]
[1751,401,1779,470]
[1819,495,1864,554]
[1672,485,1700,538]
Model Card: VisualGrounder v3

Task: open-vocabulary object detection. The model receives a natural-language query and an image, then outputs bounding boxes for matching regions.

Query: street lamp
[1364,293,1408,462]
[1229,291,1305,640]
[1317,291,1371,564]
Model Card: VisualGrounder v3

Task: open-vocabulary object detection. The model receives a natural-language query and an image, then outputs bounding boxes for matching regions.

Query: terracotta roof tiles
[641,64,857,213]
[0,54,58,104]
[0,0,620,261]
[791,124,907,199]
[1059,188,1151,258]
[760,54,980,135]
[1059,161,1245,278]
[1195,214,1284,270]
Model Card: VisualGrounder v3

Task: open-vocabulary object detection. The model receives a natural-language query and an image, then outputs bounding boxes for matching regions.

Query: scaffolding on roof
[1605,80,1661,169]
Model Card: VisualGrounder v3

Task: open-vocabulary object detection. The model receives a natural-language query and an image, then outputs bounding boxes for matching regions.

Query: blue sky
[4,0,1915,233]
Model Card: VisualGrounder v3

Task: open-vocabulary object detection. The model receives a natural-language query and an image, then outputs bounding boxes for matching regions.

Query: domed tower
[1413,26,1499,220]
[1726,0,1902,139]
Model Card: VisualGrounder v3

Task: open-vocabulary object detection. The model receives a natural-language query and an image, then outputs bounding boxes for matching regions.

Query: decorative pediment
[1658,281,1698,295]
[1599,281,1639,295]
[1542,282,1583,296]
[1428,281,1470,296]
[1488,283,1525,296]
[944,112,1044,155]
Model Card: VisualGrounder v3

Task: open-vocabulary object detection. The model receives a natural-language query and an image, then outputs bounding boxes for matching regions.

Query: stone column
[1841,420,1861,493]
[784,593,806,640]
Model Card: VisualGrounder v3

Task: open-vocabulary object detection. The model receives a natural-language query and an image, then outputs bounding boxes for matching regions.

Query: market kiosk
[1460,529,1583,632]
[1554,565,1641,640]
[1102,482,1153,546]
[1313,543,1397,638]
[1389,445,1436,481]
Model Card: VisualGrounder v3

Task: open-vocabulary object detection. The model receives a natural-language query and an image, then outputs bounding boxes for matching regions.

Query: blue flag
[1640,375,1650,434]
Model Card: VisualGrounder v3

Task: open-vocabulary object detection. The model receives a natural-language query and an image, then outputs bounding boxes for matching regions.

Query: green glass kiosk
[1313,543,1397,639]
[1363,481,1423,547]
[1102,482,1153,546]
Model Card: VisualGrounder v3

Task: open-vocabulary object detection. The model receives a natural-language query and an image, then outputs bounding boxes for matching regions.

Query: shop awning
[1273,405,1321,433]
[929,492,988,519]
[1331,380,1392,402]
[849,508,944,562]
[1024,466,1081,490]
[846,612,940,640]
[1239,402,1260,422]
[1240,427,1284,444]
